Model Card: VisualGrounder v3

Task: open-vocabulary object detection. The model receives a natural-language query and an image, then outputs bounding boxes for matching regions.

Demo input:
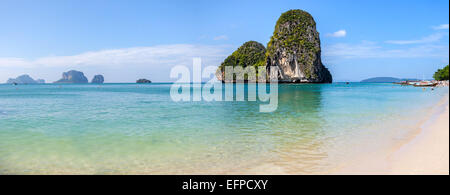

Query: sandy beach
[334,93,449,175]
[1,84,447,175]
[235,91,450,175]
[388,95,449,175]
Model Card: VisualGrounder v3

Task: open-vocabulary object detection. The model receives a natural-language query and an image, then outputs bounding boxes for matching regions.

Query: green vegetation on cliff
[218,41,266,71]
[217,41,266,81]
[216,9,332,83]
[266,9,331,82]
[433,65,449,81]
[267,9,319,57]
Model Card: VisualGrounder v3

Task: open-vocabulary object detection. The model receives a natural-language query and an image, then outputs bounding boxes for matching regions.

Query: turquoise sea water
[0,83,448,174]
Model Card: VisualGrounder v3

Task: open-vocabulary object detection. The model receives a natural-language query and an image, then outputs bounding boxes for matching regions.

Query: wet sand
[333,93,449,175]
[235,93,449,175]
[388,100,449,174]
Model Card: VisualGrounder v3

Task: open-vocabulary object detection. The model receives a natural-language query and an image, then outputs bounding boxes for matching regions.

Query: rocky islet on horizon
[54,70,89,83]
[6,74,45,84]
[91,75,105,84]
[6,70,156,84]
[136,79,152,83]
[53,70,106,84]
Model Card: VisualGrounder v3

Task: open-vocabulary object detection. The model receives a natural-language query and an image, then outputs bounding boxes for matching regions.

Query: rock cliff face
[215,10,332,83]
[6,75,44,84]
[266,10,332,83]
[91,75,104,84]
[216,41,266,82]
[54,70,88,83]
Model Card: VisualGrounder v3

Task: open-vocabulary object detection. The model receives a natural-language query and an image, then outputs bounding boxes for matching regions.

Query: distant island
[54,70,105,84]
[136,79,152,83]
[91,75,105,84]
[6,74,45,84]
[54,70,88,84]
[360,77,419,83]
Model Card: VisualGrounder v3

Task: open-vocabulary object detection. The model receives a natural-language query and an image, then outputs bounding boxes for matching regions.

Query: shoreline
[388,94,449,174]
[333,91,449,175]
[1,85,448,175]
[233,90,449,175]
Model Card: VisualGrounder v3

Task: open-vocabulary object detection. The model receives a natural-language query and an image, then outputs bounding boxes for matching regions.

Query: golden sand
[333,94,449,175]
[235,94,449,175]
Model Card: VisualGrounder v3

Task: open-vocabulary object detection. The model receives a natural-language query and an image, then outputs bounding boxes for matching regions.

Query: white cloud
[323,41,449,59]
[213,35,229,41]
[385,33,445,45]
[0,58,31,68]
[326,30,347,38]
[0,44,230,68]
[433,24,449,30]
[0,44,232,82]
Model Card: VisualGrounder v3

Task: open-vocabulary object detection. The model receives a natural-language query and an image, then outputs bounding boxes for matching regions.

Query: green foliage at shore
[433,65,449,81]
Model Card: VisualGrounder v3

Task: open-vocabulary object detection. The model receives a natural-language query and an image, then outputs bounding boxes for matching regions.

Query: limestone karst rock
[266,10,332,83]
[136,79,152,83]
[91,75,105,84]
[6,74,44,84]
[216,10,333,83]
[215,41,266,82]
[54,70,89,84]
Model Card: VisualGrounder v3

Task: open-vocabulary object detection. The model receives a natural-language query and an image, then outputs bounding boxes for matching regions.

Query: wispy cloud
[385,33,445,45]
[433,24,449,30]
[326,30,347,38]
[323,41,449,59]
[0,44,232,82]
[213,35,229,41]
[0,44,230,68]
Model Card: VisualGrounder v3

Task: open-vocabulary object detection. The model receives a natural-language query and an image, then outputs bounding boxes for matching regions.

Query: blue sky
[0,0,448,82]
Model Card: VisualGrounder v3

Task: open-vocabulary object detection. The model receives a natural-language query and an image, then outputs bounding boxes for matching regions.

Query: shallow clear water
[0,83,447,174]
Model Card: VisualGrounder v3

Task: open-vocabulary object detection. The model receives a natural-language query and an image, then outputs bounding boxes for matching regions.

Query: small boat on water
[413,81,438,87]
[394,81,409,85]
[393,80,422,86]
